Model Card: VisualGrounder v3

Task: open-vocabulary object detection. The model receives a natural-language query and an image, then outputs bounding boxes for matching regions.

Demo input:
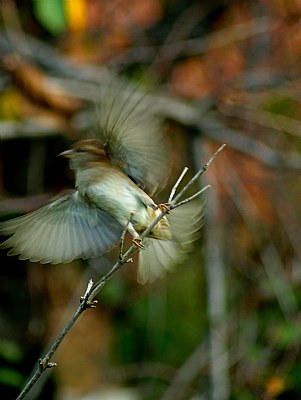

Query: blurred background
[1,0,301,399]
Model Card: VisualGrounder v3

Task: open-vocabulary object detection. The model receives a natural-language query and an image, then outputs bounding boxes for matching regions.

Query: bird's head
[59,139,109,170]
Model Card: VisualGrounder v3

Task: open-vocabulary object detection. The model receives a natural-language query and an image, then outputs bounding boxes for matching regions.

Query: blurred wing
[0,192,122,264]
[138,239,184,284]
[138,201,204,284]
[97,82,169,195]
[168,200,205,250]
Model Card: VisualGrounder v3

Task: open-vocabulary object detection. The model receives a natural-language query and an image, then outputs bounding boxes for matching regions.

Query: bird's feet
[133,237,145,249]
[157,203,172,214]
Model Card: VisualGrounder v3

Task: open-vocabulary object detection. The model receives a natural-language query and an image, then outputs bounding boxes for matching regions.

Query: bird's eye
[74,148,86,153]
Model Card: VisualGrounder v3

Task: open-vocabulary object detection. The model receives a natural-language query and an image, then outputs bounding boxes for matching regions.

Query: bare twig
[87,246,138,303]
[16,144,226,400]
[171,184,211,210]
[172,143,226,203]
[168,167,189,202]
[16,280,96,400]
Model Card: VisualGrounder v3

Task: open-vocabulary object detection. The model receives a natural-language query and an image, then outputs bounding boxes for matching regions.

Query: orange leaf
[265,376,285,397]
[64,0,87,33]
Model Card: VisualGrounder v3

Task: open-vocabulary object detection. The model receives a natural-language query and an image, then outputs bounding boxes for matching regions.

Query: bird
[0,83,203,284]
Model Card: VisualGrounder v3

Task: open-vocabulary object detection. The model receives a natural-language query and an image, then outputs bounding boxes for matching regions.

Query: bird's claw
[157,203,171,214]
[133,238,145,249]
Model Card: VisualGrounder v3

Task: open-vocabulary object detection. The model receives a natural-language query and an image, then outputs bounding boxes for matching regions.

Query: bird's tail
[137,201,204,284]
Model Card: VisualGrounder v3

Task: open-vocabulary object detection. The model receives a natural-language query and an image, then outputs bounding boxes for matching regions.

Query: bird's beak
[58,149,74,158]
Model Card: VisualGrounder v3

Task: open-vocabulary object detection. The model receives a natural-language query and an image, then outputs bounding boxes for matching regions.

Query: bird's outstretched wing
[0,192,123,264]
[97,82,169,196]
[137,201,204,284]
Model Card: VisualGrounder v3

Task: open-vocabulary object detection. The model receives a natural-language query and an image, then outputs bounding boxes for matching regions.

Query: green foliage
[0,340,24,389]
[0,367,24,388]
[32,0,66,35]
[270,320,301,348]
[0,340,23,364]
[264,96,297,118]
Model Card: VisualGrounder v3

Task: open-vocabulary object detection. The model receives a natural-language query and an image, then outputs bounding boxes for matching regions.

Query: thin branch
[87,245,138,302]
[81,279,94,303]
[16,280,95,400]
[170,184,211,210]
[16,144,225,400]
[168,167,189,202]
[172,144,226,203]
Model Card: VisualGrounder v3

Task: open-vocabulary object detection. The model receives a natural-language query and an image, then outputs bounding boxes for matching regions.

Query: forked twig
[16,143,226,400]
[172,143,226,203]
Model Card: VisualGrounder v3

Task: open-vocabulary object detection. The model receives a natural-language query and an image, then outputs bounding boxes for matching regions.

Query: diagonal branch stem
[16,296,90,400]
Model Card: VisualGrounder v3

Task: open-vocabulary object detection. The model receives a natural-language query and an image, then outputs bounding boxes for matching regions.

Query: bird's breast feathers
[76,166,155,228]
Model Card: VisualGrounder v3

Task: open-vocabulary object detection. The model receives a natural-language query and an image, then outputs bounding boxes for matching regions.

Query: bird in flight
[0,83,203,284]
